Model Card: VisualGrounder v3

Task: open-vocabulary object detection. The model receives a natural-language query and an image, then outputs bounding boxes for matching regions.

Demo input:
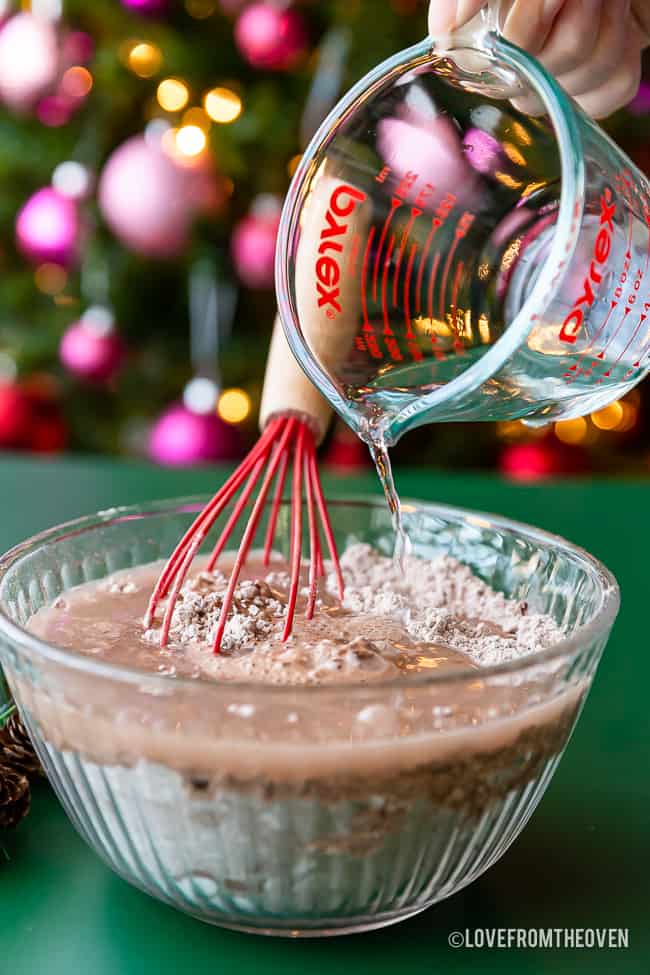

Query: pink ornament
[0,13,59,110]
[378,114,478,205]
[499,442,585,482]
[235,3,307,70]
[59,313,125,383]
[148,404,242,466]
[231,208,280,289]
[15,188,79,267]
[99,135,212,258]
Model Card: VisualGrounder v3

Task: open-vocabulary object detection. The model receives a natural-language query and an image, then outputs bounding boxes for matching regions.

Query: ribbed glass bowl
[0,497,618,936]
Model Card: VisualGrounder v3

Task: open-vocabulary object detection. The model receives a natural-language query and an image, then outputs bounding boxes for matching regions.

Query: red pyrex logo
[559,187,616,344]
[316,184,367,317]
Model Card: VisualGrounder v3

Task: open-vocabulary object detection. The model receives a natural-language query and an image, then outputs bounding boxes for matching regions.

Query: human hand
[428,0,649,118]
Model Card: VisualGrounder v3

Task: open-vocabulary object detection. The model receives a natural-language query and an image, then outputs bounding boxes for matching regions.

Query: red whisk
[145,320,342,654]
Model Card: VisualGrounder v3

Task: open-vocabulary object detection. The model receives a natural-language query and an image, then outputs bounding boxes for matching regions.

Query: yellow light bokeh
[494,171,523,190]
[591,401,624,431]
[218,388,251,425]
[61,66,93,99]
[127,42,162,78]
[157,78,189,112]
[34,264,68,296]
[204,86,242,124]
[287,153,304,178]
[175,124,207,156]
[555,417,589,446]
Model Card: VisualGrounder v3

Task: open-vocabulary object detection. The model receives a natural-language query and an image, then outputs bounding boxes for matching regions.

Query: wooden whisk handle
[259,314,333,445]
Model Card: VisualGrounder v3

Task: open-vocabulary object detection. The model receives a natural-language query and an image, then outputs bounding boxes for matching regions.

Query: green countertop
[0,455,648,974]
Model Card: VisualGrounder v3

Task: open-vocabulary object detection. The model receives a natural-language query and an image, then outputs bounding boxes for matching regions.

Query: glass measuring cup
[275,5,650,446]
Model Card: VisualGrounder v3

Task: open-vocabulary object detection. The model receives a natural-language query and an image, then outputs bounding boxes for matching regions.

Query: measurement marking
[404,243,417,340]
[609,311,648,373]
[392,207,422,307]
[372,199,400,301]
[565,301,617,381]
[360,226,376,334]
[594,306,632,382]
[439,236,460,322]
[415,218,442,313]
[381,235,396,337]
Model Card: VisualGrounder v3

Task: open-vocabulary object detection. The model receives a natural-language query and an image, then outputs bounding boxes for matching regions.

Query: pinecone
[0,764,30,829]
[0,712,43,780]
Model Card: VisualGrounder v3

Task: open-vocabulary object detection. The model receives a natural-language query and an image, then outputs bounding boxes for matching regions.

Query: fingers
[553,1,626,97]
[428,0,484,34]
[531,0,604,77]
[576,36,643,117]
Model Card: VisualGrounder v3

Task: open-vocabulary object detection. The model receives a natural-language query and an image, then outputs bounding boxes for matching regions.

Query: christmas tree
[0,0,648,479]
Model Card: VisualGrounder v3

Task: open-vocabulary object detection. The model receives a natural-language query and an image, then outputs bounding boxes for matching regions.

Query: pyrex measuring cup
[275,5,650,445]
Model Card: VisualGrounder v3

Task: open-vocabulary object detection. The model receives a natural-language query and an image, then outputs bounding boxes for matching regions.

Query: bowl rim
[0,494,620,694]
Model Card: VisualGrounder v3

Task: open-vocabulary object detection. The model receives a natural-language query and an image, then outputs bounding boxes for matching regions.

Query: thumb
[428,1,486,35]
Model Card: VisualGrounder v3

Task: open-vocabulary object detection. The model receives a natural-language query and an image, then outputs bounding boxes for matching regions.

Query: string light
[157,78,189,112]
[203,86,242,124]
[511,121,532,145]
[61,66,93,99]
[175,125,206,156]
[494,171,523,190]
[127,42,162,78]
[218,388,251,424]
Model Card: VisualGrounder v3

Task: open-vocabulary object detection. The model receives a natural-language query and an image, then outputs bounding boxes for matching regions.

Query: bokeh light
[554,417,589,446]
[175,125,206,156]
[287,153,302,177]
[591,402,624,431]
[182,106,211,131]
[203,86,242,124]
[185,0,218,17]
[218,388,251,424]
[157,78,189,112]
[127,42,162,78]
[61,66,93,99]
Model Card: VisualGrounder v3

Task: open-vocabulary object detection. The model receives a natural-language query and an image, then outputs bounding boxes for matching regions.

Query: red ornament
[235,3,307,71]
[499,442,586,482]
[324,422,370,472]
[59,310,125,383]
[22,376,68,454]
[0,382,33,447]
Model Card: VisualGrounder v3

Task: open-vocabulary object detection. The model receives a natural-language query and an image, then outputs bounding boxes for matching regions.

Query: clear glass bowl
[0,497,618,936]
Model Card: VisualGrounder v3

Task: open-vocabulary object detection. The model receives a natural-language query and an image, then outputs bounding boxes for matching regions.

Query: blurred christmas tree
[0,0,648,479]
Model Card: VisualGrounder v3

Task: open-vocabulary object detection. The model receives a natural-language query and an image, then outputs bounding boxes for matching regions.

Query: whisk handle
[259,315,333,445]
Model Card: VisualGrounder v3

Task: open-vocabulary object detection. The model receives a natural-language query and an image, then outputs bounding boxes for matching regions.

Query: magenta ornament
[15,188,79,267]
[148,404,242,466]
[59,315,125,383]
[234,3,307,71]
[231,209,280,289]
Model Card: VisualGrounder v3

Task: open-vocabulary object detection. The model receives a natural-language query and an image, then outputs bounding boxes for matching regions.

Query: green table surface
[0,454,648,974]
